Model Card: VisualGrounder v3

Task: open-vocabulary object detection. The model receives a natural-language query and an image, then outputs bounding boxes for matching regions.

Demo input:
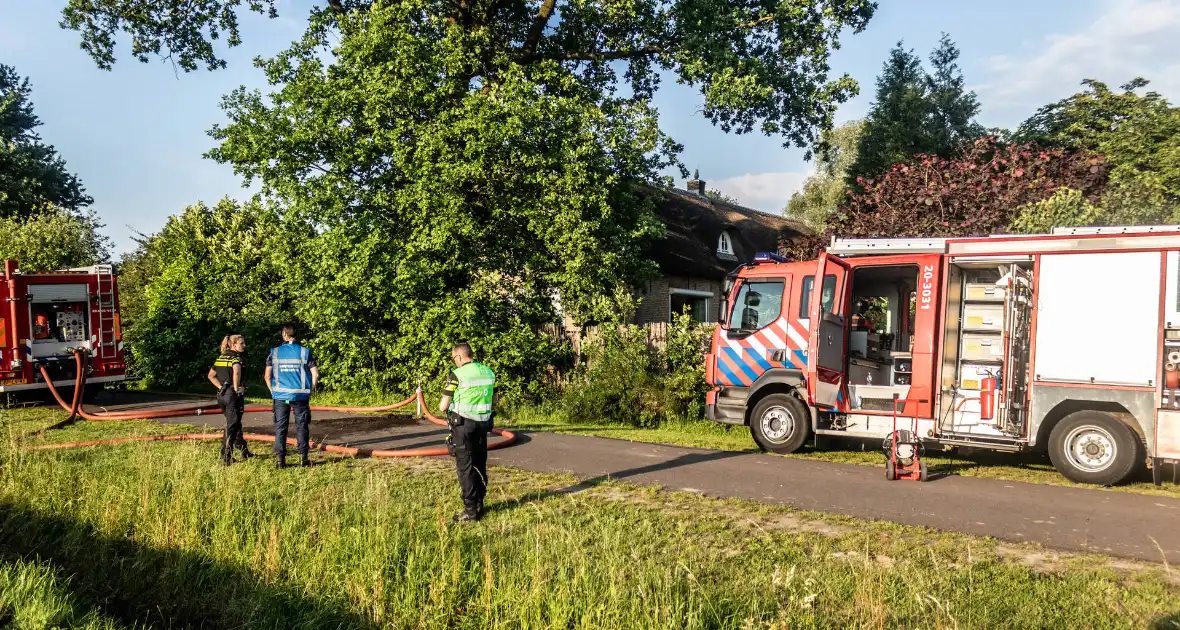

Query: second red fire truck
[0,260,128,403]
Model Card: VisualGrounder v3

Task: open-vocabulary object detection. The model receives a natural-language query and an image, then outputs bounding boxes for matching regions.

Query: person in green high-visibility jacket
[439,342,497,523]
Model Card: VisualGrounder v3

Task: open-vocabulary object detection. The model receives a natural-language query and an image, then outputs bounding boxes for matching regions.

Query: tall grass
[1,416,1178,628]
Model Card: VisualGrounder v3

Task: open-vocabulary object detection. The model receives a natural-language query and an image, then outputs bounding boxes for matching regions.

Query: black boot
[300,455,311,467]
[240,446,254,460]
[275,456,286,469]
[452,511,480,523]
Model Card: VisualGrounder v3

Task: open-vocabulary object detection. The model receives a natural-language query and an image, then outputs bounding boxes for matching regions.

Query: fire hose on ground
[29,350,517,458]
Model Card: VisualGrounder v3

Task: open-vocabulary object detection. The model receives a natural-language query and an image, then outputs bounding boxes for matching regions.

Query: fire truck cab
[706,226,1180,486]
[1,260,128,402]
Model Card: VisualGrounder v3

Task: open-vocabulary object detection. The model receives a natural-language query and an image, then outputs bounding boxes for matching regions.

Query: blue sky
[2,0,1178,256]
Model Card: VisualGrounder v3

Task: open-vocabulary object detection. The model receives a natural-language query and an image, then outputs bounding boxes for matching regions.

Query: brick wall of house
[634,275,722,325]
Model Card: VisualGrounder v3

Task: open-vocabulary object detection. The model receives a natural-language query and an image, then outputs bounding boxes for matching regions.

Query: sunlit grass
[1,412,1178,628]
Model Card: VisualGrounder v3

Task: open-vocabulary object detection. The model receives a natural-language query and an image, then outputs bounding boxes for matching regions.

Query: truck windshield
[727,281,784,331]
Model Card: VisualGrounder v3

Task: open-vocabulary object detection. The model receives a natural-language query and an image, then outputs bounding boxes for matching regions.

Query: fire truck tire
[749,393,811,454]
[1048,411,1144,486]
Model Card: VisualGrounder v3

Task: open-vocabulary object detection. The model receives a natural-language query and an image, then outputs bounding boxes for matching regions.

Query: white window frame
[717,231,734,255]
[669,288,714,323]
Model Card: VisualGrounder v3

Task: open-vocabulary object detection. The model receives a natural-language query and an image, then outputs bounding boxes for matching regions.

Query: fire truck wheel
[1048,411,1144,486]
[749,393,811,454]
[82,384,102,404]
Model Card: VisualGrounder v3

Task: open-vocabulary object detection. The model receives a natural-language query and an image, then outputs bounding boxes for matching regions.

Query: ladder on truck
[93,265,117,360]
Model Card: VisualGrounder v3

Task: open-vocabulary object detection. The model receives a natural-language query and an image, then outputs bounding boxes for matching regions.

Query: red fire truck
[1,260,128,402]
[706,225,1180,486]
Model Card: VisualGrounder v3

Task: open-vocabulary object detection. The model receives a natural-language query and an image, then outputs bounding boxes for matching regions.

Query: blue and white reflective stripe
[273,386,311,394]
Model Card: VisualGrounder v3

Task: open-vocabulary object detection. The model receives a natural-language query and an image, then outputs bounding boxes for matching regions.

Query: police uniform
[444,362,496,519]
[212,351,250,463]
[267,342,316,466]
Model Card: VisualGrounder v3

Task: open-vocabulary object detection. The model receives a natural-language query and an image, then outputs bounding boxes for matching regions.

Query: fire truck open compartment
[938,258,1034,441]
[28,283,91,359]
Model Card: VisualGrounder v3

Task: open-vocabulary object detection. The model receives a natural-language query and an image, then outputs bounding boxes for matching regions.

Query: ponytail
[220,334,244,355]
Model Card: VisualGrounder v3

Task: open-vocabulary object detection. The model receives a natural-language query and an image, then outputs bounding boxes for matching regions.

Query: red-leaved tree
[784,136,1108,258]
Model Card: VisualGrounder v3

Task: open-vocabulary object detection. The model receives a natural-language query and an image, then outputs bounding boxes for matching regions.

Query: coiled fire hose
[29,350,516,458]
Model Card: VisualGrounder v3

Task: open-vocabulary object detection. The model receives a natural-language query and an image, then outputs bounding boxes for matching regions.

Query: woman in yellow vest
[208,334,254,465]
[438,342,497,522]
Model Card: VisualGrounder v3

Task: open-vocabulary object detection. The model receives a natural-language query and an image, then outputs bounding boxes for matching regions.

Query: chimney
[686,169,706,196]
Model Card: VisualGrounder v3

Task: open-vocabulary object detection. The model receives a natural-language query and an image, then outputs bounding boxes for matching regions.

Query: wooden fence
[540,321,718,356]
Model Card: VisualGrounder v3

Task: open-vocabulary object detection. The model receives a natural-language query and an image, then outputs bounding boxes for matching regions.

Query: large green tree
[784,119,863,230]
[197,0,874,395]
[1014,78,1179,218]
[0,64,92,218]
[847,34,984,185]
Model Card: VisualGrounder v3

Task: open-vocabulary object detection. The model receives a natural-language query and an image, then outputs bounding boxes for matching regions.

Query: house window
[717,231,734,255]
[670,289,713,323]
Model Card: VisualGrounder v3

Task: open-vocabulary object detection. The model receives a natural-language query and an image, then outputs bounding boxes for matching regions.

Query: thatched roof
[645,185,811,279]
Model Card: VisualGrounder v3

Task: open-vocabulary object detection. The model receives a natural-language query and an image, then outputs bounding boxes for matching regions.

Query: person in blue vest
[264,324,319,468]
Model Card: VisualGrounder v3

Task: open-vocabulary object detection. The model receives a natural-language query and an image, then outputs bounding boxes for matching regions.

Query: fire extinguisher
[980,375,996,421]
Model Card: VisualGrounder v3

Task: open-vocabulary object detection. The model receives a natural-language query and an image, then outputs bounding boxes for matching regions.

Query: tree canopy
[847,35,983,185]
[1015,78,1179,216]
[784,119,863,230]
[60,0,874,155]
[0,208,110,272]
[784,137,1108,258]
[0,64,92,218]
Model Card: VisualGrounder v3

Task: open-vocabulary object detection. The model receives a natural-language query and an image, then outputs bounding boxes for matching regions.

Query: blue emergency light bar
[753,252,788,263]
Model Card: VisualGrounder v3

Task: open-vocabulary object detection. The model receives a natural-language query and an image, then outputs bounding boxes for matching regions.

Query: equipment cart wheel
[885,460,896,481]
[919,461,929,482]
[1153,458,1163,487]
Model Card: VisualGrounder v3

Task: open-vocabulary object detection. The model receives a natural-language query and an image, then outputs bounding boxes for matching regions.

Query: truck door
[806,252,851,409]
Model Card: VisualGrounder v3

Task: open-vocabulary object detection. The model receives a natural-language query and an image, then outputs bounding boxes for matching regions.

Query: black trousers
[217,388,247,458]
[452,420,489,515]
[274,399,311,456]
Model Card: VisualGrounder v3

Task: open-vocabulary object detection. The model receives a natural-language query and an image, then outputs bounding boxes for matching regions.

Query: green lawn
[504,406,1180,499]
[1,408,1179,628]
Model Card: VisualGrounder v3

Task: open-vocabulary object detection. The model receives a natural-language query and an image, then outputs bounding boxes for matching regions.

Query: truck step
[934,435,1026,452]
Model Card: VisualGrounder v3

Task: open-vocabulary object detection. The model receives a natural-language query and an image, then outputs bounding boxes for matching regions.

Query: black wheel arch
[744,368,811,427]
[1033,399,1145,453]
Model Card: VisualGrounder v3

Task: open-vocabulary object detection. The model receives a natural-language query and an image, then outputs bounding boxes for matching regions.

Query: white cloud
[979,0,1180,123]
[710,171,810,212]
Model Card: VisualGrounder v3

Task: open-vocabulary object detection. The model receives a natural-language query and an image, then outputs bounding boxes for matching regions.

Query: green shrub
[119,198,304,390]
[561,307,712,428]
